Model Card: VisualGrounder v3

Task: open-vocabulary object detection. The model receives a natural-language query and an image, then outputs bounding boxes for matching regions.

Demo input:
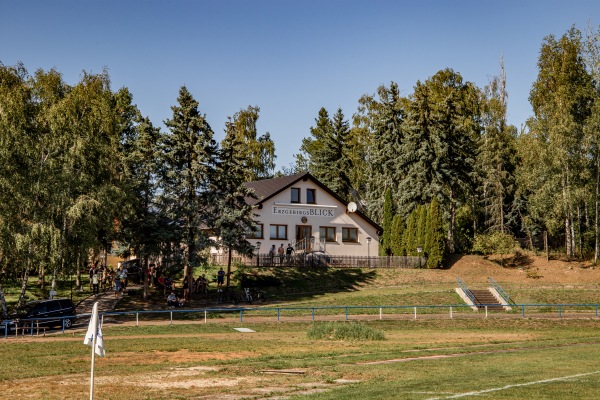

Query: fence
[210,253,426,268]
[5,303,600,338]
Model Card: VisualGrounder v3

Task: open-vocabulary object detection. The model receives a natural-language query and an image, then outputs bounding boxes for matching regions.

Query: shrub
[472,231,517,266]
[307,322,385,341]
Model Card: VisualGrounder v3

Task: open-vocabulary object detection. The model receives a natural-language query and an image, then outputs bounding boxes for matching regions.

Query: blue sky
[2,1,599,171]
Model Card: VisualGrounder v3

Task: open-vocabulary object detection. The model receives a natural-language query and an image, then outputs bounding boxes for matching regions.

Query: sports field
[2,254,599,399]
[1,317,599,399]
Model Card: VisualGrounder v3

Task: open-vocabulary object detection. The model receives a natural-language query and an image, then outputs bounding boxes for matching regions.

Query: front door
[296,225,312,251]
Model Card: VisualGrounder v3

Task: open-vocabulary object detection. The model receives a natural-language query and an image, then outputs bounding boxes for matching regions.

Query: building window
[247,223,263,239]
[291,187,300,203]
[342,227,358,242]
[270,224,288,240]
[319,226,336,242]
[307,188,316,204]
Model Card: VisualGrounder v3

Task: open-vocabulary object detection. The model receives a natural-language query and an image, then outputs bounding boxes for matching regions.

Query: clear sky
[2,1,599,171]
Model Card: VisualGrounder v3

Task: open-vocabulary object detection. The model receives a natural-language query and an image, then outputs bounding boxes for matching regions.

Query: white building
[245,172,381,256]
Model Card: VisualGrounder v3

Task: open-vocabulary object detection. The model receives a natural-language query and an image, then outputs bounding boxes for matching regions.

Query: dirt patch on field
[1,364,349,400]
[87,349,255,365]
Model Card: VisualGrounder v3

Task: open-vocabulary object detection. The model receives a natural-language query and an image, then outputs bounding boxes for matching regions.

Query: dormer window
[307,189,316,204]
[291,187,300,203]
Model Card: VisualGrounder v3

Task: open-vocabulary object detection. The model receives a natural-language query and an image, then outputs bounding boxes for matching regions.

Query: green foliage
[363,83,405,222]
[521,26,595,257]
[390,214,405,256]
[306,321,385,341]
[161,86,218,275]
[380,188,394,255]
[0,64,125,308]
[300,107,354,202]
[222,106,275,181]
[401,69,481,252]
[454,204,475,254]
[403,208,418,255]
[472,231,517,257]
[477,60,518,236]
[215,116,260,258]
[425,198,445,268]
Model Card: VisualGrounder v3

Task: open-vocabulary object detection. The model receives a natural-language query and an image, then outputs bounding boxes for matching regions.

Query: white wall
[252,179,379,256]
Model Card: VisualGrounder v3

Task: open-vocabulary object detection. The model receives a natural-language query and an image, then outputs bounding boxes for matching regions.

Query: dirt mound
[371,253,600,290]
[446,254,600,286]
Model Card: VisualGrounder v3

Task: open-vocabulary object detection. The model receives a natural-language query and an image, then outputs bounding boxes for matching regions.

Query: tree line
[1,24,600,315]
[0,67,273,316]
[296,25,600,265]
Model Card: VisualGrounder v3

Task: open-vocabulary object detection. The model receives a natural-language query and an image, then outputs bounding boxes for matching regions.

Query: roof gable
[244,173,382,233]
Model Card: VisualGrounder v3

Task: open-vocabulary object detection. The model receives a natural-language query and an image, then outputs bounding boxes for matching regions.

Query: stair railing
[489,277,516,305]
[293,237,327,253]
[456,277,476,303]
[293,237,310,253]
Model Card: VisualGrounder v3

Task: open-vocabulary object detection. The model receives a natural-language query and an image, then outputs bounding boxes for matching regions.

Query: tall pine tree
[215,117,260,287]
[162,86,218,280]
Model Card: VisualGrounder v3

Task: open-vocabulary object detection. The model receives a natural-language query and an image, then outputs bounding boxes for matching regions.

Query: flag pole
[90,329,96,400]
[88,303,99,400]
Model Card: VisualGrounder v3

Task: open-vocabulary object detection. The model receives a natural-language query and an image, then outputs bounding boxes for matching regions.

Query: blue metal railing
[6,303,600,338]
[456,277,476,303]
[489,277,516,305]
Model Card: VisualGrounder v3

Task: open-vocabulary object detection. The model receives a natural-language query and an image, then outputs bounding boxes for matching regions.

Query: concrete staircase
[470,289,505,311]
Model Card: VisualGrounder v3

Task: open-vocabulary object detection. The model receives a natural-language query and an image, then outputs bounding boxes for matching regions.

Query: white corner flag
[83,302,105,357]
[84,302,105,400]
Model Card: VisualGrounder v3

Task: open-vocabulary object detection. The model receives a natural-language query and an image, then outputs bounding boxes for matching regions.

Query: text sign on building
[272,206,335,217]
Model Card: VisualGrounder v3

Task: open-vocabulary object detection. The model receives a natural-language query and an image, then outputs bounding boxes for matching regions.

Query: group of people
[89,260,230,308]
[87,262,129,297]
[162,272,214,307]
[112,264,129,297]
[166,291,185,308]
[268,243,295,265]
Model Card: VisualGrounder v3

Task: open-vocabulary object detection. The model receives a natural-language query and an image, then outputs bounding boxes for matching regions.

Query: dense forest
[1,25,600,315]
[294,26,600,262]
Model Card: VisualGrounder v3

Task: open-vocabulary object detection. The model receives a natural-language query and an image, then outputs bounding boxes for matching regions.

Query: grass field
[1,318,599,399]
[2,254,600,399]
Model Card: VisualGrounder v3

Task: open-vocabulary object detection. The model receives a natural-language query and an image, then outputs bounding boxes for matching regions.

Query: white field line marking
[426,370,600,400]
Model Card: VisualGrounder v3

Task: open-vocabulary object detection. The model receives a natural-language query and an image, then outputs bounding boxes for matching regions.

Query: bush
[472,232,518,267]
[307,322,385,341]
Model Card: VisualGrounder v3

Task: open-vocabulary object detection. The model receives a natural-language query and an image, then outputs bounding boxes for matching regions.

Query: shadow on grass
[113,266,378,315]
[444,254,463,270]
[267,267,378,301]
[486,251,535,269]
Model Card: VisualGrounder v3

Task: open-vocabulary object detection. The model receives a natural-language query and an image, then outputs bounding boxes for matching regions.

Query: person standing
[182,275,190,300]
[92,272,99,295]
[113,273,121,297]
[89,265,95,290]
[121,265,129,289]
[269,245,276,265]
[277,244,285,265]
[217,268,225,287]
[286,243,295,264]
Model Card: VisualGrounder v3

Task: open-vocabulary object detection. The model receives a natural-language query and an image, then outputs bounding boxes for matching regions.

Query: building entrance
[295,225,312,251]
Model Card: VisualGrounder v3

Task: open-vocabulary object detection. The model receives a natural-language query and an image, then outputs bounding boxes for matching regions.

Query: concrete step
[470,289,504,310]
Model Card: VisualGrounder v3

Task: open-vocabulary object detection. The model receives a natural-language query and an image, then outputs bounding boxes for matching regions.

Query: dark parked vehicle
[11,298,77,329]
